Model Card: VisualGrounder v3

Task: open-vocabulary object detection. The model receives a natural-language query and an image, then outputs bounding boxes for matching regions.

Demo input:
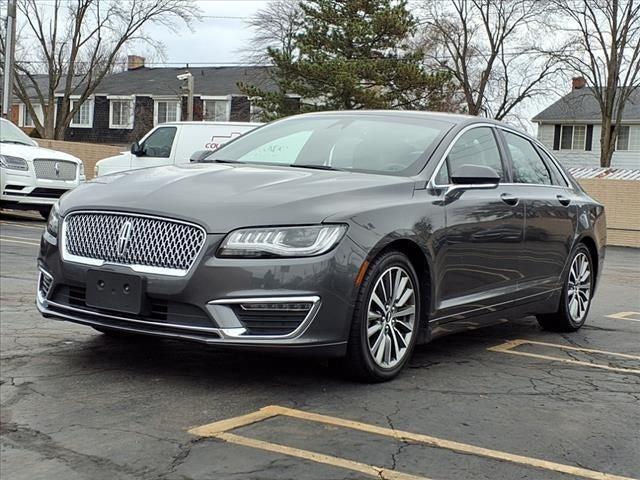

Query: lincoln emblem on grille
[54,162,61,178]
[116,221,133,257]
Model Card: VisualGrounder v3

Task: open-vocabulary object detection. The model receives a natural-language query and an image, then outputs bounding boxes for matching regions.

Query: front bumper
[37,232,366,357]
[1,168,80,208]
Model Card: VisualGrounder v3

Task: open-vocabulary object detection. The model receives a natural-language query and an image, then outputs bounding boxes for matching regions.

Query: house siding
[537,122,640,169]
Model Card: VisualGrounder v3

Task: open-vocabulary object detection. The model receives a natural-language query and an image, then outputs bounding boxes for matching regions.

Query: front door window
[140,127,177,158]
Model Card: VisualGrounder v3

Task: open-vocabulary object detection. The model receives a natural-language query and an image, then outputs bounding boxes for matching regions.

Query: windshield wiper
[290,163,342,171]
[203,159,246,164]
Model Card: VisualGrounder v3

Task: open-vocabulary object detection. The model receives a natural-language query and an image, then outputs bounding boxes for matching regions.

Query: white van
[94,121,262,177]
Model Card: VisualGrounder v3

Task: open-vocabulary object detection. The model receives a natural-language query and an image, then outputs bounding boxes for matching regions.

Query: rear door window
[503,131,552,185]
[538,149,570,187]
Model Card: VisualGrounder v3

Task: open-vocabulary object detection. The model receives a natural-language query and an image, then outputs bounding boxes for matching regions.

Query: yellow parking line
[489,339,640,374]
[217,432,429,480]
[190,405,636,480]
[190,408,279,436]
[606,312,640,323]
[0,237,40,247]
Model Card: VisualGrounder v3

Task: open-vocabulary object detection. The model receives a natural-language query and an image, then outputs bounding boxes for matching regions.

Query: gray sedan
[37,111,606,381]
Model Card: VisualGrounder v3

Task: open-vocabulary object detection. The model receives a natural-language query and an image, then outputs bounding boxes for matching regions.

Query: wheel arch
[368,238,434,330]
[578,235,599,286]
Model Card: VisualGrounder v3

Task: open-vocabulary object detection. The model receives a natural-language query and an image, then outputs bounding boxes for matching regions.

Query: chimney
[572,76,586,90]
[127,55,145,71]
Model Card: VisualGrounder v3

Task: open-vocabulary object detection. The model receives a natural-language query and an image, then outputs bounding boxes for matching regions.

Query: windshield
[0,119,36,146]
[207,115,453,175]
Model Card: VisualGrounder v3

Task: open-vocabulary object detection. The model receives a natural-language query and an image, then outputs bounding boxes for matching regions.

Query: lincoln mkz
[37,111,606,381]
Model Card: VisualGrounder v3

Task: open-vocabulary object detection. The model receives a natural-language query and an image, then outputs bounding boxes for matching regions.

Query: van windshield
[207,115,453,176]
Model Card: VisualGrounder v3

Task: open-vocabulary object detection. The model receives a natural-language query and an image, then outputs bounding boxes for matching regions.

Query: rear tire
[537,243,594,332]
[343,250,421,382]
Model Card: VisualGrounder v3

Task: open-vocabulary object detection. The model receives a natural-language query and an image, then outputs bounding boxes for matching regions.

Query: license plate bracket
[86,270,144,315]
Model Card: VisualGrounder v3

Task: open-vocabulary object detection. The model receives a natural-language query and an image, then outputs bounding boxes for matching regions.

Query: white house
[532,78,639,169]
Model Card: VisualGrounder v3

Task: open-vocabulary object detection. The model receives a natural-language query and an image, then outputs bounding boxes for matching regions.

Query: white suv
[0,118,85,218]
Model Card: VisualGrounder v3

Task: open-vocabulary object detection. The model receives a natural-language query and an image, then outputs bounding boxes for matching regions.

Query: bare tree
[241,0,304,66]
[0,0,200,139]
[419,0,562,123]
[548,0,640,167]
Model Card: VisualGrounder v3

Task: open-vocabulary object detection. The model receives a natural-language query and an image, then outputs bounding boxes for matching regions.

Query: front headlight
[46,202,61,238]
[0,154,28,171]
[218,224,347,258]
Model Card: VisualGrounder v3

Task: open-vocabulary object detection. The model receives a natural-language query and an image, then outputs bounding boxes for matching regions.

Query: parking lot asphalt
[1,210,639,480]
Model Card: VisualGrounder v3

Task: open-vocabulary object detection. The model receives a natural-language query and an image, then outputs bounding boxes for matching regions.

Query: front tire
[344,251,421,382]
[537,243,594,332]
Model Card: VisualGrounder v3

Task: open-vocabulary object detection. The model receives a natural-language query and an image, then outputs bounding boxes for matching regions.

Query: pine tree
[240,0,454,119]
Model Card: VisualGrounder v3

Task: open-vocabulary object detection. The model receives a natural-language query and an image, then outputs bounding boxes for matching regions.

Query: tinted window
[441,127,504,182]
[141,127,177,158]
[504,131,552,185]
[538,149,569,187]
[209,116,452,176]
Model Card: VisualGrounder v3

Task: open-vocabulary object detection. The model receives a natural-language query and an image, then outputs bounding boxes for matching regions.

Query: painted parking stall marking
[0,220,45,230]
[189,405,636,480]
[0,236,40,246]
[489,339,640,374]
[606,311,640,323]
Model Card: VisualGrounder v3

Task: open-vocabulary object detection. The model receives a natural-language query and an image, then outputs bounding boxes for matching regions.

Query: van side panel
[172,124,260,164]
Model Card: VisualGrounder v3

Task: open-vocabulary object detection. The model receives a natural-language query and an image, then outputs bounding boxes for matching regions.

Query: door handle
[557,195,571,206]
[500,193,519,206]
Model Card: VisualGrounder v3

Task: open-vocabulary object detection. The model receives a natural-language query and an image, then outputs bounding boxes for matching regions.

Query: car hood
[59,163,415,233]
[1,143,82,163]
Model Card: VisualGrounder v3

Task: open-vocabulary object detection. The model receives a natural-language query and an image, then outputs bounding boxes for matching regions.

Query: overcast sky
[5,0,563,130]
[143,0,269,65]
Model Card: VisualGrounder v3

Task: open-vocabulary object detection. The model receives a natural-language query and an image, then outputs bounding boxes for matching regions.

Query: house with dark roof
[3,56,277,144]
[59,56,275,144]
[0,74,74,131]
[532,77,639,169]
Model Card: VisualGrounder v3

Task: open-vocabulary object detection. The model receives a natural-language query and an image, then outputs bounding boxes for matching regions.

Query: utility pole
[177,72,194,121]
[2,0,17,119]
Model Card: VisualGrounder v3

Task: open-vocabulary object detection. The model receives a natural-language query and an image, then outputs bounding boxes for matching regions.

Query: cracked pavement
[1,211,639,480]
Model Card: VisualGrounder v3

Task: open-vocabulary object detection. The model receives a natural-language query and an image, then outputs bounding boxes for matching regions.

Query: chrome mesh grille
[33,159,77,180]
[63,212,206,273]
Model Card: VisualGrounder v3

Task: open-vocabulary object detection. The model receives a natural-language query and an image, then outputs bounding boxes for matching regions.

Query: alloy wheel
[366,266,417,369]
[567,252,591,323]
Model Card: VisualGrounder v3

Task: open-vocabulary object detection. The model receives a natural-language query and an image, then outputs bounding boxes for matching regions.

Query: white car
[0,118,85,218]
[94,121,262,177]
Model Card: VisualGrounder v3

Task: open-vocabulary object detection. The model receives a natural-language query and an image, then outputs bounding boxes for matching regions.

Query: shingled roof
[533,87,640,123]
[91,66,274,97]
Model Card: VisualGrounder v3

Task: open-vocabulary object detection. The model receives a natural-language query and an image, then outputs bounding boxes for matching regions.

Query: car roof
[161,121,263,127]
[294,110,477,124]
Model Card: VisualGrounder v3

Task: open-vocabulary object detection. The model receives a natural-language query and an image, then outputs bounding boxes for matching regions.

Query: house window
[617,126,640,151]
[70,99,94,128]
[23,104,36,127]
[560,125,586,150]
[203,99,229,121]
[154,100,181,125]
[110,98,134,129]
